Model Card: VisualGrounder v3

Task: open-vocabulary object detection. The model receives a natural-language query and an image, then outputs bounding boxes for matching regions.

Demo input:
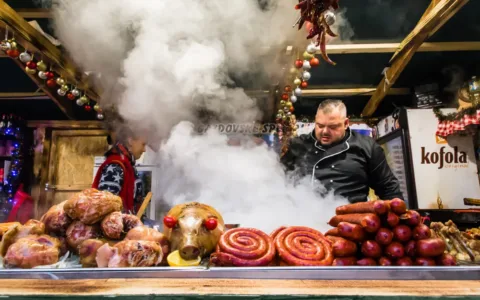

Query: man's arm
[368,143,404,200]
[98,163,124,195]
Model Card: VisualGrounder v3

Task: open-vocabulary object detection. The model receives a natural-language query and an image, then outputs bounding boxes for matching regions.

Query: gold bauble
[303,51,314,60]
[282,116,287,121]
[94,104,101,112]
[61,84,69,92]
[293,78,302,85]
[280,100,286,107]
[37,60,47,72]
[286,101,292,108]
[25,67,36,75]
[10,41,17,49]
[277,109,284,115]
[56,78,65,85]
[79,95,88,103]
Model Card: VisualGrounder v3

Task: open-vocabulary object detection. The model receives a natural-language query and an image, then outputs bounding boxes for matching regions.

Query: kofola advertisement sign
[407,109,480,209]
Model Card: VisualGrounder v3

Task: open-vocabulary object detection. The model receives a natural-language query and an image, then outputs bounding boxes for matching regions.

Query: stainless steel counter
[0,265,479,280]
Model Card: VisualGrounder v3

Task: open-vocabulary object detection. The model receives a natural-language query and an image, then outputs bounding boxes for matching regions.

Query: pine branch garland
[433,104,480,122]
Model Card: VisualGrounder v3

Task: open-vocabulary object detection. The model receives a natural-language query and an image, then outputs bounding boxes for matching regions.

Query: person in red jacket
[92,126,146,214]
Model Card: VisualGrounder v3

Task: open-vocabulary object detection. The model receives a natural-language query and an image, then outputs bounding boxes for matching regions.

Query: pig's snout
[180,245,200,260]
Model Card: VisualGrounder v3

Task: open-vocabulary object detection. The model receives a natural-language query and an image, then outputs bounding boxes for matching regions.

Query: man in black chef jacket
[281,99,403,203]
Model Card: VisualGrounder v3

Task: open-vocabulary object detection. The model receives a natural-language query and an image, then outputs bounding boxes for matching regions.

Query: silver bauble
[19,52,31,63]
[71,89,81,97]
[290,95,298,103]
[97,113,104,120]
[324,11,336,26]
[0,41,11,51]
[306,43,317,54]
[57,89,66,96]
[76,99,84,106]
[302,71,311,81]
[294,87,302,96]
[38,71,48,80]
[302,60,311,70]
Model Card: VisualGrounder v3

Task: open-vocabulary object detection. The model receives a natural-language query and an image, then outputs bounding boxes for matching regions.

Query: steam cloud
[51,0,348,233]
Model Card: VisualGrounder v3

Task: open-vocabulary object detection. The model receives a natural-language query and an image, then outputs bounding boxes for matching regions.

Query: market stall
[1,0,480,299]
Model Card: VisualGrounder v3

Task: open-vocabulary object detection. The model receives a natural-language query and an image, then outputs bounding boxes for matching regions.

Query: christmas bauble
[61,84,69,92]
[97,113,105,120]
[9,39,17,49]
[290,95,297,103]
[281,93,289,100]
[303,51,314,60]
[282,115,287,121]
[302,60,311,70]
[79,95,88,103]
[7,49,19,58]
[46,79,56,87]
[294,59,303,69]
[289,67,298,74]
[67,93,75,100]
[26,61,37,69]
[57,89,66,96]
[302,71,311,81]
[38,71,48,79]
[286,101,293,108]
[76,99,84,106]
[310,57,320,67]
[19,52,31,63]
[294,87,302,96]
[94,104,101,112]
[284,85,292,92]
[46,72,55,79]
[289,106,295,113]
[84,105,92,112]
[0,40,10,51]
[301,81,308,88]
[324,11,336,26]
[56,78,65,85]
[276,114,282,119]
[277,109,284,115]
[71,89,81,97]
[37,60,47,72]
[25,67,36,75]
[293,78,302,86]
[280,100,286,107]
[307,43,317,54]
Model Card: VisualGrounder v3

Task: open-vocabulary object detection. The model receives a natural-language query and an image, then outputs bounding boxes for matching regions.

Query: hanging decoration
[0,25,105,120]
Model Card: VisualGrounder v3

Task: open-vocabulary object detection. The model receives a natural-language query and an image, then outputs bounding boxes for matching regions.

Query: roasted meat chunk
[3,235,61,269]
[64,188,122,224]
[40,201,72,236]
[66,221,101,250]
[96,240,163,268]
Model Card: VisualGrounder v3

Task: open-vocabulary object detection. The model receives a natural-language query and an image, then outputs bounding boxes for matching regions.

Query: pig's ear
[204,217,218,231]
[163,216,177,228]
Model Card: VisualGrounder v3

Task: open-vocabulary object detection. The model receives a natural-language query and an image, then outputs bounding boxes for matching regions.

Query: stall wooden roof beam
[361,0,469,117]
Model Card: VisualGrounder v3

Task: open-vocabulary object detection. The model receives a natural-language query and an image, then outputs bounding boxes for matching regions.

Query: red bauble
[310,57,320,67]
[46,72,55,79]
[204,218,218,230]
[290,106,295,112]
[7,49,19,58]
[284,85,292,92]
[301,81,308,88]
[67,93,75,100]
[281,93,289,100]
[26,61,37,69]
[46,79,56,88]
[84,105,92,112]
[294,59,303,69]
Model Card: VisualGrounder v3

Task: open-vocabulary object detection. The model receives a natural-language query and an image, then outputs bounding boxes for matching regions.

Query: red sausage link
[210,227,275,266]
[378,256,393,266]
[325,227,340,237]
[337,222,366,242]
[375,228,393,245]
[274,226,333,266]
[270,226,287,240]
[416,238,446,257]
[385,211,400,227]
[357,258,377,266]
[327,236,358,257]
[386,199,407,215]
[332,256,357,266]
[328,214,380,233]
[335,200,388,215]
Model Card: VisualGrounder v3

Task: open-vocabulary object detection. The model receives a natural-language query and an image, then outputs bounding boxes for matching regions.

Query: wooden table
[0,279,479,299]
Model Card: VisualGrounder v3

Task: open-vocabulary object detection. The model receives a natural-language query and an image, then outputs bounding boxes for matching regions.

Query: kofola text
[421,146,467,169]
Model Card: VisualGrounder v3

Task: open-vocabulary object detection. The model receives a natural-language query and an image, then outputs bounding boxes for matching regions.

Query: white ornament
[294,87,302,96]
[19,52,31,63]
[306,44,317,54]
[290,95,297,103]
[97,113,105,120]
[302,60,311,70]
[0,41,11,51]
[38,71,48,80]
[302,71,311,81]
[57,89,66,96]
[76,99,84,106]
[71,89,81,97]
[324,11,336,26]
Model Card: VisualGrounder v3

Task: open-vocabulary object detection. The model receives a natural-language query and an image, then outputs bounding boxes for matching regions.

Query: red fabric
[436,110,480,137]
[7,184,33,223]
[92,153,136,213]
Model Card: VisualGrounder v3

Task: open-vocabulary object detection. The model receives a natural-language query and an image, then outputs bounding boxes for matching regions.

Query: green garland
[433,104,480,122]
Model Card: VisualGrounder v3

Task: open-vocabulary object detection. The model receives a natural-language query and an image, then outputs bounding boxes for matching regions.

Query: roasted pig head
[163,202,224,260]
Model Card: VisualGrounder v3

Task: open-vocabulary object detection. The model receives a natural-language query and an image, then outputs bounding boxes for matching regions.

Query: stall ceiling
[1,0,480,120]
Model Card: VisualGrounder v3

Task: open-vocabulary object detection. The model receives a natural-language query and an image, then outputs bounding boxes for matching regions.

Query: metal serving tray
[0,266,479,280]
